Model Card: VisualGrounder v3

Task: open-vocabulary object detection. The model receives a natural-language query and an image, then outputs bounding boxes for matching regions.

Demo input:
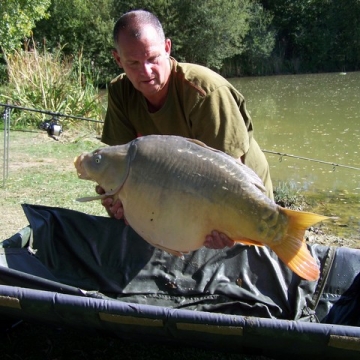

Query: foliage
[0,0,51,52]
[33,0,116,85]
[112,0,180,52]
[111,0,268,70]
[1,44,105,129]
[260,0,360,73]
[171,0,251,69]
[2,0,360,85]
[221,2,275,76]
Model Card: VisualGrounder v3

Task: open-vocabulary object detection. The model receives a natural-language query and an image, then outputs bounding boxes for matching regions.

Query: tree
[260,0,360,73]
[0,0,51,51]
[29,0,275,81]
[112,0,181,54]
[113,0,264,70]
[171,0,252,69]
[229,2,275,76]
[33,0,116,83]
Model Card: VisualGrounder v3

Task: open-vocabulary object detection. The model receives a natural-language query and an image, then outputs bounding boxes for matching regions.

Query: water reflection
[230,72,360,196]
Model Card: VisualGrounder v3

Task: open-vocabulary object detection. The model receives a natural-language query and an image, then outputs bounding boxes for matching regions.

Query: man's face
[112,25,171,100]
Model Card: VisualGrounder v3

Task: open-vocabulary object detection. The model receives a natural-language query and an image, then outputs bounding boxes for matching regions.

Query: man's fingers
[95,185,127,222]
[204,230,235,249]
[204,235,214,248]
[112,202,124,219]
[101,197,113,207]
[219,232,235,247]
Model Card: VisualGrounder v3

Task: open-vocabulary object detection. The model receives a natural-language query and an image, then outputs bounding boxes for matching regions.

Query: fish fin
[187,138,212,149]
[270,208,328,281]
[271,235,320,281]
[280,207,329,230]
[233,238,264,247]
[76,195,107,202]
[76,187,122,202]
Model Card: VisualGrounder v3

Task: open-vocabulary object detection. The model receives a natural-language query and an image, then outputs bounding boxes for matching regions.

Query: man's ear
[165,38,171,57]
[112,49,123,68]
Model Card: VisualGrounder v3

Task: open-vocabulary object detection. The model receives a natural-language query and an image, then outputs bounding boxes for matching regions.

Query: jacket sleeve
[101,81,137,146]
[188,85,253,159]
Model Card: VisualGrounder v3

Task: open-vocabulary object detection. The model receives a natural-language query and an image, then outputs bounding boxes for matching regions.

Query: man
[99,9,273,248]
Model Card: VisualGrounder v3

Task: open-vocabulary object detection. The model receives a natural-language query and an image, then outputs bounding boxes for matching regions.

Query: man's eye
[149,55,160,63]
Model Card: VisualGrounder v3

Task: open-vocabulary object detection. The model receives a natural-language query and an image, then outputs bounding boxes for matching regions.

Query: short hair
[113,10,165,47]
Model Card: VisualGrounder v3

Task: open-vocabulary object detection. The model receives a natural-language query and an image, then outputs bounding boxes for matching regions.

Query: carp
[74,135,328,281]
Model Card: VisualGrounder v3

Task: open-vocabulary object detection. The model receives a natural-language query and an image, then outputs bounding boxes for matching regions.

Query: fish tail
[270,208,329,281]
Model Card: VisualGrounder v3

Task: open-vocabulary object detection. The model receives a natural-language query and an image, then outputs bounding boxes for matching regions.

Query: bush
[0,43,105,131]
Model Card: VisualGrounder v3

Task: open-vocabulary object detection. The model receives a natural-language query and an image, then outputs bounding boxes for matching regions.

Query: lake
[229,72,360,238]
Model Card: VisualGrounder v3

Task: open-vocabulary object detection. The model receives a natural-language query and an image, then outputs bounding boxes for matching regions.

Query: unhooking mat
[0,204,360,359]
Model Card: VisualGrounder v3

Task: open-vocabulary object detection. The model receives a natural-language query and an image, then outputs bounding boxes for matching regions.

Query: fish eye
[94,154,102,164]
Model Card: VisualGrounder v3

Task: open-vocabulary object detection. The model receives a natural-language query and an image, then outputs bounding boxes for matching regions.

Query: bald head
[113,10,165,50]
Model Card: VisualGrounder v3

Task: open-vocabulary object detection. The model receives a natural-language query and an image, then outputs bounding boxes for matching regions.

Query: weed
[273,181,305,210]
[1,42,105,132]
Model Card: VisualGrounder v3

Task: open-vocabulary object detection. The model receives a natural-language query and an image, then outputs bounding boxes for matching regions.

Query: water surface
[230,72,360,195]
[230,72,360,237]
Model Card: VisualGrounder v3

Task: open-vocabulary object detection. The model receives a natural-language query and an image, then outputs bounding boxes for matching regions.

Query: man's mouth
[142,78,156,84]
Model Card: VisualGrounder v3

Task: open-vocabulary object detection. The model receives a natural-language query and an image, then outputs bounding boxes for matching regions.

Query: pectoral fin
[76,194,107,202]
[233,238,265,247]
[76,187,121,202]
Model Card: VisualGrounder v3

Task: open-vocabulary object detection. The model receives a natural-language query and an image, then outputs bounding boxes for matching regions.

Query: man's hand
[204,230,235,249]
[95,185,127,223]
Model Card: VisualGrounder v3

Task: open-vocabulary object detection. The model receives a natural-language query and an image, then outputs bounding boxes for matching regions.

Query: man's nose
[140,61,153,76]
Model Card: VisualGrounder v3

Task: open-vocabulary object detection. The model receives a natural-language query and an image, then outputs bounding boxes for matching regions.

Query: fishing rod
[263,150,360,172]
[2,103,360,176]
[0,103,103,123]
[1,102,103,186]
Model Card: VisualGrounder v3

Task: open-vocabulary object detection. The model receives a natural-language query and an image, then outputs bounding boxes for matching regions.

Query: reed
[1,43,105,131]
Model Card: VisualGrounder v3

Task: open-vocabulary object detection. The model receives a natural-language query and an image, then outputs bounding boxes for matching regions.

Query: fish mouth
[74,155,91,180]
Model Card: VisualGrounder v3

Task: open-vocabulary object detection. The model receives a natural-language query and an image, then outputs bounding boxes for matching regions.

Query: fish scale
[74,135,329,281]
[131,137,256,203]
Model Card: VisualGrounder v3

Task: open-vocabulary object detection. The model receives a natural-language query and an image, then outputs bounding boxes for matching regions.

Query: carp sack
[74,135,329,281]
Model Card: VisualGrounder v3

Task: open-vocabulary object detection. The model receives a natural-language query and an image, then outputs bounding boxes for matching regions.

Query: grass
[0,129,104,239]
[2,139,98,207]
